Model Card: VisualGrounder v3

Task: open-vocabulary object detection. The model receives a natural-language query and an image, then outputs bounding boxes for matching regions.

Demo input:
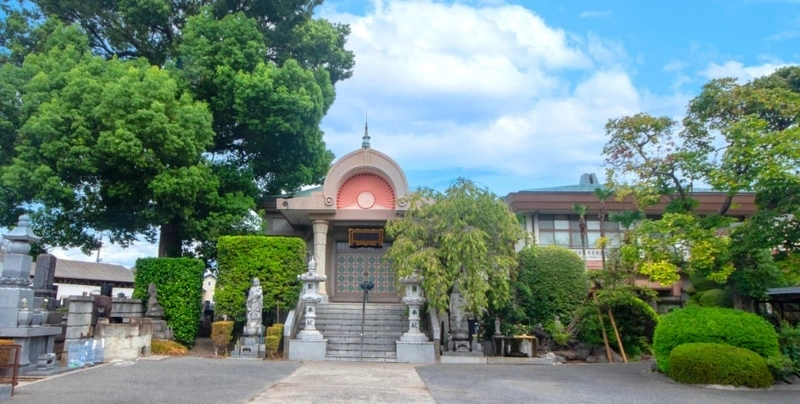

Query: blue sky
[318,0,799,194]
[7,0,799,268]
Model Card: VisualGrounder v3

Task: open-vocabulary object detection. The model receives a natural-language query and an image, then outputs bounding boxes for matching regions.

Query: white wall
[202,276,216,303]
[55,283,134,301]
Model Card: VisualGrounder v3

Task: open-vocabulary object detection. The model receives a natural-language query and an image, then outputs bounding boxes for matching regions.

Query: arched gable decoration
[337,173,395,210]
[322,148,410,210]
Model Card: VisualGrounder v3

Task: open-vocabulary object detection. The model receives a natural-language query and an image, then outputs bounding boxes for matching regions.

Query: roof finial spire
[362,107,371,149]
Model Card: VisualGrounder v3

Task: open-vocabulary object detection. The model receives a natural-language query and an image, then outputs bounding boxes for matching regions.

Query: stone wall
[63,296,150,364]
[94,318,152,361]
[62,296,94,364]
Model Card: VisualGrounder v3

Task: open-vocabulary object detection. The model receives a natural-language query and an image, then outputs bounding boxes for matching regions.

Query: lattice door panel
[334,251,398,302]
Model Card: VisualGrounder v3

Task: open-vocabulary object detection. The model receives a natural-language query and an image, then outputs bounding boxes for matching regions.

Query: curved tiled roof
[28,259,134,284]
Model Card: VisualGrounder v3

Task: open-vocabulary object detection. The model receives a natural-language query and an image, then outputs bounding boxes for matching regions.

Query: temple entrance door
[332,242,399,303]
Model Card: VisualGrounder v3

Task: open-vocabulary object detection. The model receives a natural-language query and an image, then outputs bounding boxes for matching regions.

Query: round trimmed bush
[577,291,658,357]
[654,306,779,373]
[669,343,773,388]
[514,246,588,327]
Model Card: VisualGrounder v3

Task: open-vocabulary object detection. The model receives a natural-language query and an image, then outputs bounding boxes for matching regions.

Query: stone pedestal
[288,339,327,361]
[396,341,435,363]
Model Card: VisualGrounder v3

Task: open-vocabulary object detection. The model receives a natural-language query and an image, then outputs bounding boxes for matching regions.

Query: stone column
[311,220,329,299]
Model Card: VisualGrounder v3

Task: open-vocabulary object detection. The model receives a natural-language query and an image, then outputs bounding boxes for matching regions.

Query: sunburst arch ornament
[337,173,396,209]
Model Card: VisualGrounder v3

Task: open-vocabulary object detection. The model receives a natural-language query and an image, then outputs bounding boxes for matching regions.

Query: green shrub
[134,257,204,348]
[265,324,284,358]
[776,321,800,377]
[514,246,588,327]
[695,289,733,308]
[211,321,234,356]
[577,289,658,357]
[267,324,284,338]
[0,339,14,364]
[215,236,306,321]
[653,306,780,373]
[151,339,188,356]
[669,343,773,388]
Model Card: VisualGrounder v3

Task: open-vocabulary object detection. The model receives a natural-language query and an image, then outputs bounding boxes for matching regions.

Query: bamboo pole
[592,291,614,363]
[607,310,628,363]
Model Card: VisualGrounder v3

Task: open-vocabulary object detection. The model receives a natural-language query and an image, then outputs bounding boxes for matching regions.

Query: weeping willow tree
[385,178,526,315]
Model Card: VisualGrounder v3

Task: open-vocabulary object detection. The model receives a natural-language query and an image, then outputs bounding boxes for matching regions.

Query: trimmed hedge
[265,324,284,358]
[653,306,780,374]
[211,321,234,356]
[215,236,306,321]
[669,343,773,388]
[514,246,588,327]
[134,257,204,348]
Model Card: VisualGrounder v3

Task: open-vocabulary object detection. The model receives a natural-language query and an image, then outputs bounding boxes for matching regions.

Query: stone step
[325,355,398,363]
[323,336,401,344]
[317,330,403,338]
[327,343,398,351]
[316,316,403,321]
[325,349,398,358]
[315,323,404,331]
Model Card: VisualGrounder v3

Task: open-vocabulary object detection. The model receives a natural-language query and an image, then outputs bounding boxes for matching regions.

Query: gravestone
[144,283,172,340]
[32,254,57,311]
[0,216,62,374]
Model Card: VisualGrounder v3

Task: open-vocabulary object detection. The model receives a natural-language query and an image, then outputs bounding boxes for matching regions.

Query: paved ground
[10,357,800,404]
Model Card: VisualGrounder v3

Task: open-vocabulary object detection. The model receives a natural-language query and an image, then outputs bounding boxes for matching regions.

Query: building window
[537,214,622,248]
[207,281,211,287]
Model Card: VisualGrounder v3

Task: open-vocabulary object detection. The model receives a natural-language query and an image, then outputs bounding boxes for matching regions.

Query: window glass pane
[554,232,570,245]
[538,232,555,245]
[587,232,600,246]
[608,234,622,246]
[570,232,582,246]
[604,221,620,231]
[554,220,570,230]
[538,216,554,230]
[587,220,600,230]
[570,220,580,230]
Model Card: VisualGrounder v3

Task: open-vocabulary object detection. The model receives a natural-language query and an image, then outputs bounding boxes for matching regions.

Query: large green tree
[0,24,229,255]
[602,67,800,302]
[385,178,525,316]
[1,0,352,258]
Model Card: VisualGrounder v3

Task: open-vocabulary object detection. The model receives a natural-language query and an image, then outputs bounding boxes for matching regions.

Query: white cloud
[699,61,789,82]
[579,10,612,19]
[319,1,672,194]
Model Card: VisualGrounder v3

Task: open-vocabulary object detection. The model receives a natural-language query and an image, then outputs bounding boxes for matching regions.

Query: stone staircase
[309,302,405,363]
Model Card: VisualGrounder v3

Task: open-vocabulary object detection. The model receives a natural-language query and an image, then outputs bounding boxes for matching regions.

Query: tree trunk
[158,220,183,257]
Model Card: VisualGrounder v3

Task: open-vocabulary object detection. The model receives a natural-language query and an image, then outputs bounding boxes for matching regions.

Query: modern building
[505,173,758,311]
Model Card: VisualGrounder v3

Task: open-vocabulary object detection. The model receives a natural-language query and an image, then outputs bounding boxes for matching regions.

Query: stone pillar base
[396,341,435,363]
[288,339,327,361]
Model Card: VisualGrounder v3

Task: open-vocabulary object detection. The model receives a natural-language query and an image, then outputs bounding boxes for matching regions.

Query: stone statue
[145,283,164,317]
[244,278,263,336]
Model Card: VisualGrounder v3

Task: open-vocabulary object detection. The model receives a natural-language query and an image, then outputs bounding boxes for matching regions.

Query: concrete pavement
[9,357,800,404]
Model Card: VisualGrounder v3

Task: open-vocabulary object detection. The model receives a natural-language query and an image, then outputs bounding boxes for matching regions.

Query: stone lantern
[400,269,427,343]
[296,256,326,341]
